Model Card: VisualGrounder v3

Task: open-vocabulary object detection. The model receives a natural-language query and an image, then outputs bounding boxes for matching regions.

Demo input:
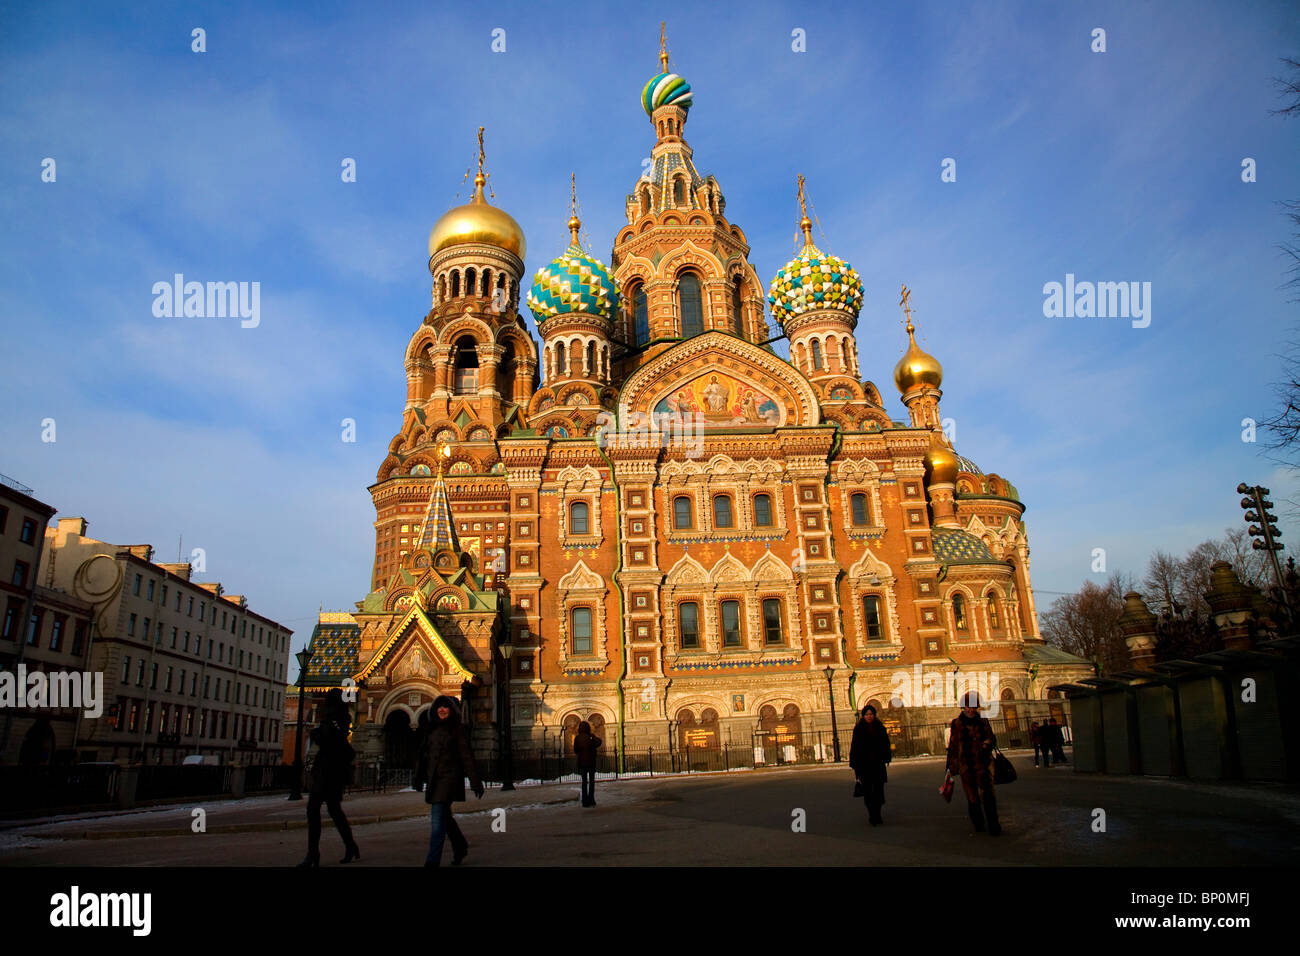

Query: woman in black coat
[572,721,602,807]
[848,704,891,825]
[424,695,484,867]
[298,688,359,866]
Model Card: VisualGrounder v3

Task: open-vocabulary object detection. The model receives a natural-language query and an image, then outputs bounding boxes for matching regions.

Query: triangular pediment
[357,604,475,683]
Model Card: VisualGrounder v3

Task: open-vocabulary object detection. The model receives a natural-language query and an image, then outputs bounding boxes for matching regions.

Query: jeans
[579,769,596,805]
[426,802,468,865]
[307,787,354,856]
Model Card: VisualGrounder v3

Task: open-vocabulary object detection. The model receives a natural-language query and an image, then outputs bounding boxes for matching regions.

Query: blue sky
[2,0,1298,655]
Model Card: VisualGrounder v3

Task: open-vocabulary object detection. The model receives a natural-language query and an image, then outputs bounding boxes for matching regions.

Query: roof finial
[900,283,916,337]
[568,172,581,246]
[659,21,669,71]
[797,173,813,248]
[472,126,487,202]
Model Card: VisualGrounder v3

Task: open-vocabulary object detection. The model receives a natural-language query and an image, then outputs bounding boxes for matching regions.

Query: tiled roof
[305,617,361,684]
[931,528,999,564]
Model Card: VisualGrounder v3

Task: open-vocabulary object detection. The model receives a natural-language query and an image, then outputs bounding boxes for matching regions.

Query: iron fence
[0,764,120,816]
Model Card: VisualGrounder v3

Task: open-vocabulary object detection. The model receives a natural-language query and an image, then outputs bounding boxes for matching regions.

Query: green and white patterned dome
[768,242,863,326]
[526,218,620,324]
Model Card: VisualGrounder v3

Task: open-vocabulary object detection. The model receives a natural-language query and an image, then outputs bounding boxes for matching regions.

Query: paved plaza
[3,752,1297,867]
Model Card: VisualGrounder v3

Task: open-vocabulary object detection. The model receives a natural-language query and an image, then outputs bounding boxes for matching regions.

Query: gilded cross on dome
[659,21,669,71]
[900,283,915,333]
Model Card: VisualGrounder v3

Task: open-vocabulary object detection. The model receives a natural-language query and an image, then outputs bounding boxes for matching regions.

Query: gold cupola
[892,285,943,393]
[925,433,959,485]
[428,127,526,261]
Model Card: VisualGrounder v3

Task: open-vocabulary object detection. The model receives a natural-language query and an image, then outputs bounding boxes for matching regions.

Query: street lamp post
[498,633,517,792]
[824,664,841,762]
[288,646,314,801]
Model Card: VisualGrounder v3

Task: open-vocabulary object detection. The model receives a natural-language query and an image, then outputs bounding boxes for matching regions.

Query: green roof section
[931,528,1001,565]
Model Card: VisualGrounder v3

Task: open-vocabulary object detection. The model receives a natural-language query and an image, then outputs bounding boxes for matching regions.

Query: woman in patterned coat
[946,692,1001,836]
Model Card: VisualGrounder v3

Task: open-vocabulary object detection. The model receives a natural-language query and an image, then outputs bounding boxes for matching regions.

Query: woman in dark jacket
[946,691,1000,835]
[848,704,891,825]
[572,721,602,807]
[298,688,359,866]
[424,695,484,867]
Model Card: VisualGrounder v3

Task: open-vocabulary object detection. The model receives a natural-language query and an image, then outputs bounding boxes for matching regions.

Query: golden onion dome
[925,434,959,486]
[428,128,526,261]
[893,314,943,393]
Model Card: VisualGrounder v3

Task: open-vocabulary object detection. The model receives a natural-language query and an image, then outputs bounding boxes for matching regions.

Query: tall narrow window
[453,335,479,394]
[762,598,783,645]
[569,501,590,535]
[753,493,773,527]
[678,273,704,338]
[674,496,693,530]
[851,493,869,526]
[811,339,823,370]
[679,602,700,649]
[863,596,883,640]
[634,286,649,345]
[713,495,733,528]
[673,178,684,204]
[554,343,566,376]
[987,593,1002,631]
[953,593,968,631]
[721,600,742,647]
[586,341,596,377]
[572,607,593,654]
[731,282,744,336]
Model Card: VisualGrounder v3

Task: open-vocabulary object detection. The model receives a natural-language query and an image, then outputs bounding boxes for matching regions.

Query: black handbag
[993,749,1017,785]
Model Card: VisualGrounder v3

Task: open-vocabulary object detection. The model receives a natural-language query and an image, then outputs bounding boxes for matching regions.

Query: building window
[128,613,137,637]
[133,574,142,596]
[26,612,40,646]
[71,623,85,656]
[147,580,155,601]
[634,286,649,345]
[720,600,742,647]
[713,495,733,529]
[135,659,144,686]
[187,596,193,616]
[2,600,21,641]
[851,493,869,526]
[988,593,1002,632]
[151,663,158,689]
[863,596,883,640]
[730,282,744,336]
[170,627,177,649]
[762,598,783,645]
[165,667,173,692]
[453,335,479,394]
[11,560,28,587]
[953,593,968,631]
[569,501,590,535]
[753,493,773,527]
[121,655,131,683]
[19,518,37,544]
[571,607,593,655]
[673,496,693,530]
[679,602,700,649]
[50,616,64,651]
[811,339,823,370]
[678,273,704,338]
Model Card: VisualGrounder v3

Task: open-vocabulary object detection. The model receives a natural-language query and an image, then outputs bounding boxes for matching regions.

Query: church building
[300,34,1093,768]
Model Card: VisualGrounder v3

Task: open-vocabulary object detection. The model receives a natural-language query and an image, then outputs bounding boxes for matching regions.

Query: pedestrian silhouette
[849,704,891,825]
[297,688,359,866]
[423,695,484,866]
[946,691,1001,836]
[573,720,602,807]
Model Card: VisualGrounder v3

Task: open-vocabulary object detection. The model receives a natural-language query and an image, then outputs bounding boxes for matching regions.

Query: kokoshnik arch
[298,31,1094,766]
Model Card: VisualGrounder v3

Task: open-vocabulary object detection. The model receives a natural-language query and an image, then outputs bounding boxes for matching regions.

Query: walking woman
[573,720,602,807]
[849,704,891,825]
[946,691,1001,836]
[423,695,484,867]
[298,688,360,866]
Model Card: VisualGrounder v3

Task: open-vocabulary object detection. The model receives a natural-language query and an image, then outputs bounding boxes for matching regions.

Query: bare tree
[1040,573,1132,675]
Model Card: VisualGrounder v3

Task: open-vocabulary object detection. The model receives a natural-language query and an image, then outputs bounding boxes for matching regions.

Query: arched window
[712,495,733,528]
[762,598,783,645]
[554,342,566,375]
[586,341,596,377]
[639,185,651,216]
[730,281,744,336]
[850,492,869,526]
[571,607,593,654]
[437,274,447,303]
[753,493,773,527]
[481,269,491,296]
[952,593,968,631]
[863,595,883,641]
[678,273,704,338]
[569,501,589,535]
[678,602,699,648]
[673,495,693,530]
[673,178,684,205]
[465,268,476,296]
[811,339,823,370]
[842,335,853,373]
[450,270,461,298]
[633,285,649,345]
[987,592,1002,632]
[453,335,479,395]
